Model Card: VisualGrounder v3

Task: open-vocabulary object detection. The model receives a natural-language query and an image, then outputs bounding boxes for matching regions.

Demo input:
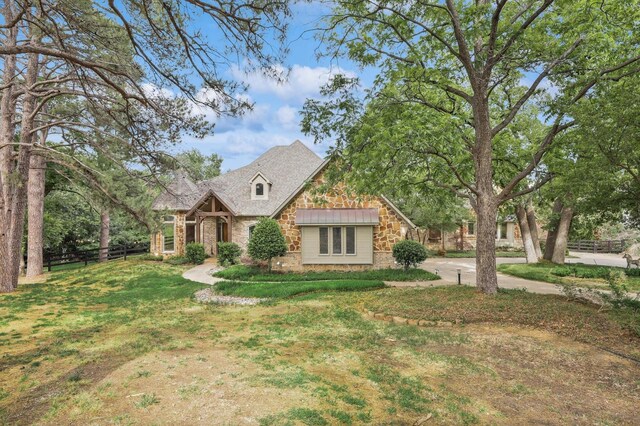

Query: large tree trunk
[516,205,538,264]
[475,194,498,294]
[26,153,46,277]
[473,94,499,294]
[543,198,564,261]
[0,2,17,210]
[526,201,542,260]
[0,2,18,292]
[99,208,110,262]
[0,47,39,292]
[551,206,574,264]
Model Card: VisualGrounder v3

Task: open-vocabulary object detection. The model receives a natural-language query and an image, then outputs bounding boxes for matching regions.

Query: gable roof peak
[249,171,272,184]
[290,139,317,155]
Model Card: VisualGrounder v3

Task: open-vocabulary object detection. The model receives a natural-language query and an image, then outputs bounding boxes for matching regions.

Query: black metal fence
[567,239,626,254]
[24,243,151,272]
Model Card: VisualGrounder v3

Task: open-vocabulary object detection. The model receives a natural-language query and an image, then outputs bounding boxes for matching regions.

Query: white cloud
[231,64,356,102]
[174,62,349,170]
[140,83,175,99]
[276,105,299,130]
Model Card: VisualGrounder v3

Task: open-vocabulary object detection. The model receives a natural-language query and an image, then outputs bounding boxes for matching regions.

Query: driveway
[565,251,629,268]
[392,251,630,295]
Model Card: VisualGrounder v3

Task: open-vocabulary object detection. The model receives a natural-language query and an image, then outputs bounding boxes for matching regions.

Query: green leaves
[247,218,287,272]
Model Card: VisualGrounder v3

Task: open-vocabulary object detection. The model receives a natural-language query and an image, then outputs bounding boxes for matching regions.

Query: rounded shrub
[247,218,287,272]
[392,240,428,271]
[185,242,206,265]
[217,242,242,266]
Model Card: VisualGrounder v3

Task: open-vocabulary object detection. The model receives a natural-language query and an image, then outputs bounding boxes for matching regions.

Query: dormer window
[250,171,271,200]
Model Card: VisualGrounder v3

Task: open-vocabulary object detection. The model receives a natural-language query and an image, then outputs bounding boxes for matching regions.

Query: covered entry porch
[186,191,234,256]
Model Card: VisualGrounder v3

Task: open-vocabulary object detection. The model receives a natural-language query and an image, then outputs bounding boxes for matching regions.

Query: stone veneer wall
[274,252,396,272]
[173,213,186,256]
[274,175,408,271]
[202,217,217,256]
[150,212,186,256]
[232,216,260,255]
[150,232,162,255]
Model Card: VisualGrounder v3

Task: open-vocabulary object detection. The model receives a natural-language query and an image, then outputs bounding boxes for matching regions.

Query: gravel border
[194,288,267,306]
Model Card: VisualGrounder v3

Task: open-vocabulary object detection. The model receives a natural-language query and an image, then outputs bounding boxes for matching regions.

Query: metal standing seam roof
[295,208,380,225]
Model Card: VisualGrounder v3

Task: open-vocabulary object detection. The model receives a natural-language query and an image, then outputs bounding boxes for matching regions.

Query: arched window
[256,183,264,196]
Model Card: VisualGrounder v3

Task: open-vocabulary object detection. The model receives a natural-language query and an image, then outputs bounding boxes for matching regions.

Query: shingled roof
[151,171,201,211]
[152,140,324,216]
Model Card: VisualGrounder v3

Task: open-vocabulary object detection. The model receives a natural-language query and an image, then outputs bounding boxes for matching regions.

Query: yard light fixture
[435,268,439,276]
[457,269,461,285]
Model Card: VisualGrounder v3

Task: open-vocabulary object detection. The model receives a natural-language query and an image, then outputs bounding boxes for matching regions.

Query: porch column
[195,215,202,243]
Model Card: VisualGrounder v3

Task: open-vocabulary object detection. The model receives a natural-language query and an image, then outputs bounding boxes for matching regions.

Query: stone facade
[274,174,409,271]
[151,212,187,257]
[232,216,260,254]
[273,252,395,272]
[150,232,162,255]
[173,213,186,256]
[202,217,217,256]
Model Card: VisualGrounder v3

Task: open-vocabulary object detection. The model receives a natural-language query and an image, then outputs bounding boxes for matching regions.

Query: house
[419,216,524,252]
[428,219,521,251]
[151,140,416,271]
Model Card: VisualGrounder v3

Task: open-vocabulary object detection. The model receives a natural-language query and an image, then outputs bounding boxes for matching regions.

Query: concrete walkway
[396,256,563,295]
[182,259,223,285]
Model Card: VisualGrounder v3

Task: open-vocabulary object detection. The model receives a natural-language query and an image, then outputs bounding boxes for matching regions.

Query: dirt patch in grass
[2,260,640,425]
[433,324,640,425]
[359,286,640,358]
[42,348,315,425]
[4,350,134,426]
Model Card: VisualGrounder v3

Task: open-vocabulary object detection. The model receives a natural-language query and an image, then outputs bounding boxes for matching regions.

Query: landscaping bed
[213,264,440,282]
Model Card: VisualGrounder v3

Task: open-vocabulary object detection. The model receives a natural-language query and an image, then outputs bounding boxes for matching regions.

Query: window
[500,223,508,240]
[346,227,356,255]
[255,183,264,196]
[249,225,256,239]
[163,216,175,252]
[185,216,196,244]
[319,227,329,254]
[467,222,475,236]
[332,227,342,254]
[497,222,508,239]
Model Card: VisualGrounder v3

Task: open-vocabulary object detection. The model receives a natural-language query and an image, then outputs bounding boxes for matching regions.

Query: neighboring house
[421,216,523,252]
[151,140,416,271]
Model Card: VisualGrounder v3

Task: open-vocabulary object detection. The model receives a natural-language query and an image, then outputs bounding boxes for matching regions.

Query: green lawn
[1,260,639,424]
[213,264,440,282]
[215,279,386,298]
[497,262,640,291]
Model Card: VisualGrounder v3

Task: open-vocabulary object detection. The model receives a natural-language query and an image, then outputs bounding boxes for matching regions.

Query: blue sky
[178,2,374,171]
